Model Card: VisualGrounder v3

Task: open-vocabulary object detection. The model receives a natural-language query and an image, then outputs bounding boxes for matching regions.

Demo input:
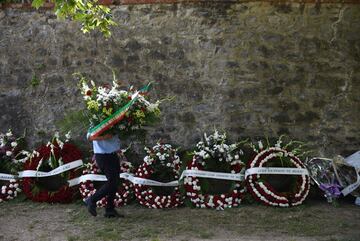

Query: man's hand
[88,134,113,141]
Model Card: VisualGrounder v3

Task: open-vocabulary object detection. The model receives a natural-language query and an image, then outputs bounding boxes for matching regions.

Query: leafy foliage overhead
[32,0,116,37]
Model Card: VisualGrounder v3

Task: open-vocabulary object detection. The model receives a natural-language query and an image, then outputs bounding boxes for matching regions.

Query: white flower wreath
[134,143,183,209]
[183,131,246,210]
[79,158,134,208]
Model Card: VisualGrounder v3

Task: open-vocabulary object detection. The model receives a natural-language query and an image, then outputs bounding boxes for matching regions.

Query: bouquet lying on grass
[79,74,161,139]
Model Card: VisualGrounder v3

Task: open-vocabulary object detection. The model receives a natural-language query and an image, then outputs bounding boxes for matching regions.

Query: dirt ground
[0,198,359,241]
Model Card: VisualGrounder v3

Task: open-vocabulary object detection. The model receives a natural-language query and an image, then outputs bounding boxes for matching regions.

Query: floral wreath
[22,132,82,203]
[246,139,310,207]
[0,179,20,202]
[134,143,183,208]
[79,157,134,207]
[79,75,161,139]
[0,130,27,202]
[183,131,246,210]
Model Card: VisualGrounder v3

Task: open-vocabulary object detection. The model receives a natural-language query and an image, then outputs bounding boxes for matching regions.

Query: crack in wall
[330,6,347,44]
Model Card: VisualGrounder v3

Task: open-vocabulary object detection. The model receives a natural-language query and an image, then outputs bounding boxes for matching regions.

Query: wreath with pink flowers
[246,139,310,207]
[134,143,183,208]
[79,158,134,207]
[183,131,246,210]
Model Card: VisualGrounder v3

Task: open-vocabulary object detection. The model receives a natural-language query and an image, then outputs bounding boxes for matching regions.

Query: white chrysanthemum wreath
[0,130,27,202]
[79,158,134,207]
[246,138,311,207]
[183,131,246,210]
[134,143,183,208]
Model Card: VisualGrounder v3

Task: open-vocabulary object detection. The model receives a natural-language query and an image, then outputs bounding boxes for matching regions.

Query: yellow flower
[134,110,146,124]
[102,107,113,116]
[87,100,99,111]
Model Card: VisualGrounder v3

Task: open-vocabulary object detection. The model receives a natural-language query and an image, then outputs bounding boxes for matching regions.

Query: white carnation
[258,141,263,150]
[65,131,71,141]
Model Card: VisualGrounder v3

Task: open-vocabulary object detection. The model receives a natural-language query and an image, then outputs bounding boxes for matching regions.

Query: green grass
[1,200,360,241]
[198,231,214,239]
[67,236,80,241]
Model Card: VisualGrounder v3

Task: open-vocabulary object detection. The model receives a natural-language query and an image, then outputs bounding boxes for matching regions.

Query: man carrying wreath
[79,78,159,217]
[85,132,123,218]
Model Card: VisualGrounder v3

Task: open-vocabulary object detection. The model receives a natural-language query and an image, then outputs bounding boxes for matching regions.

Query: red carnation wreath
[183,131,246,210]
[22,135,82,203]
[134,143,183,209]
[246,144,310,207]
[79,159,134,207]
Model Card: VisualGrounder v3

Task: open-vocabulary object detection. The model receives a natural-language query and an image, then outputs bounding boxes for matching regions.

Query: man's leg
[85,154,107,216]
[103,154,120,215]
[86,153,121,217]
[91,154,111,204]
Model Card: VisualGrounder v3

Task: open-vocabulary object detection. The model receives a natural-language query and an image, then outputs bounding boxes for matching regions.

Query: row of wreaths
[1,131,322,209]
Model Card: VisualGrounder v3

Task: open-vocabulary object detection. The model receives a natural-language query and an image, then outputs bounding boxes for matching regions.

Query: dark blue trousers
[91,153,120,210]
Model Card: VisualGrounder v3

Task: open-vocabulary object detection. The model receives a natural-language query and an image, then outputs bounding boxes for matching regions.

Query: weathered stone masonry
[0,2,359,157]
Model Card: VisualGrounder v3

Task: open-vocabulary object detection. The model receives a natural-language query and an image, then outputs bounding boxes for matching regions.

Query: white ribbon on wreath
[0,159,83,181]
[0,173,17,181]
[18,159,83,178]
[68,173,179,187]
[245,167,309,179]
[179,169,244,181]
[67,169,245,187]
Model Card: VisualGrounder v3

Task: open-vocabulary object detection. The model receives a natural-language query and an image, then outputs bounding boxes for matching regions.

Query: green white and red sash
[88,83,151,139]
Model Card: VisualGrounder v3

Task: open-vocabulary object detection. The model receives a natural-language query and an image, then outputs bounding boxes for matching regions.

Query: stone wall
[0,2,359,157]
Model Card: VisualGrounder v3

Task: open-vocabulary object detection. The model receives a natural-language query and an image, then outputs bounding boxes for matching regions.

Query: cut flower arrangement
[183,131,246,210]
[22,132,83,203]
[0,130,27,202]
[79,75,161,139]
[246,137,311,207]
[134,143,183,208]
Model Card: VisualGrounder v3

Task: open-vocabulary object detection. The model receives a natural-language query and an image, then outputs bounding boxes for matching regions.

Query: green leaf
[32,0,115,37]
[32,0,45,9]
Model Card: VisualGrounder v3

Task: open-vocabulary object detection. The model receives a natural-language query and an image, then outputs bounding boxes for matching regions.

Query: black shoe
[104,208,124,218]
[85,198,97,217]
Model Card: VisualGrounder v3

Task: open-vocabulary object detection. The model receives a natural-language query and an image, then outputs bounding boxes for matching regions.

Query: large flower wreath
[246,139,310,207]
[79,75,161,139]
[22,133,82,203]
[183,131,246,210]
[134,143,183,208]
[79,157,134,207]
[0,130,26,202]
